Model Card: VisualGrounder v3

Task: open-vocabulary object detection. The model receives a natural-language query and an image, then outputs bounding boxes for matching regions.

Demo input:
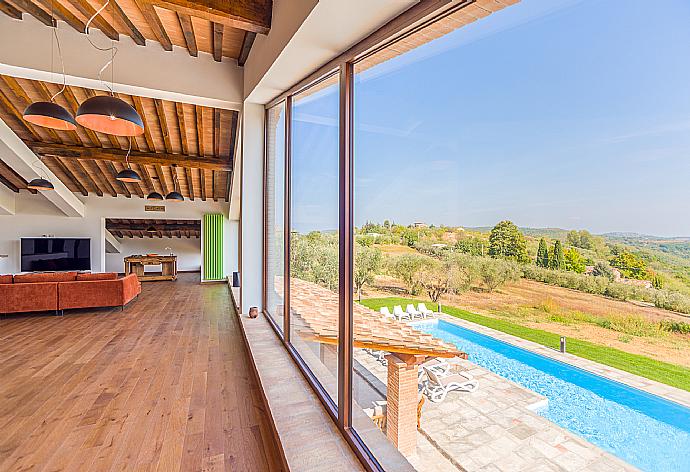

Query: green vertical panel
[203,213,224,280]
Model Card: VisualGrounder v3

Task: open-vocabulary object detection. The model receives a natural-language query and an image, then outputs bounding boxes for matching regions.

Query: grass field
[360,297,690,392]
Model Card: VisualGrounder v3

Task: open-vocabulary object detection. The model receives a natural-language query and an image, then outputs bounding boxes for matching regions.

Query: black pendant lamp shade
[76,95,144,137]
[115,168,141,183]
[146,191,163,200]
[165,191,184,202]
[146,226,157,233]
[24,101,77,131]
[27,177,55,191]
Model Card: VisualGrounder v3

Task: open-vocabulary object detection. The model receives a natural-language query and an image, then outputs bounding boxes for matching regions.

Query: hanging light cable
[165,165,184,201]
[23,0,77,131]
[76,0,144,136]
[115,137,142,182]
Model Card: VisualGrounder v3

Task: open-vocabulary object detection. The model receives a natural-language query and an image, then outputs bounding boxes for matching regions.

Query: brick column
[385,353,423,456]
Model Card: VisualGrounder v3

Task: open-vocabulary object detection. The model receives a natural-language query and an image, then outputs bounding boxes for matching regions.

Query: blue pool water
[414,319,690,472]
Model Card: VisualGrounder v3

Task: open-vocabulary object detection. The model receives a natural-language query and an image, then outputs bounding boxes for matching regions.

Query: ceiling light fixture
[76,0,144,137]
[27,177,55,191]
[115,138,141,182]
[165,165,184,202]
[146,191,163,200]
[23,1,76,131]
[146,226,157,233]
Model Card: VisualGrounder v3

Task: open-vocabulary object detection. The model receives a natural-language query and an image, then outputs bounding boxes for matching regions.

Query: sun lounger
[406,304,424,319]
[422,366,478,402]
[380,306,396,320]
[417,303,434,317]
[393,305,412,321]
[418,357,451,380]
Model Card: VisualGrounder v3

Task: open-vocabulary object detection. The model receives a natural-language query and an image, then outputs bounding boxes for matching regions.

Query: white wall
[0,192,230,276]
[105,236,201,274]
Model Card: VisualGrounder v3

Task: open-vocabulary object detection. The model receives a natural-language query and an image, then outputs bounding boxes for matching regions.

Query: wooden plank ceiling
[0,0,271,65]
[106,217,200,238]
[0,75,238,201]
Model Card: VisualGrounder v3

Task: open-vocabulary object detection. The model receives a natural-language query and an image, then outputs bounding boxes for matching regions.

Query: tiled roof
[287,277,465,359]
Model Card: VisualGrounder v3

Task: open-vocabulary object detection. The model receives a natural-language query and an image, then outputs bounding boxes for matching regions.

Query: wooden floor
[0,274,283,472]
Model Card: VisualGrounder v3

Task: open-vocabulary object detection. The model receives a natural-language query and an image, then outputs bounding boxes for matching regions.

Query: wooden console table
[124,255,177,281]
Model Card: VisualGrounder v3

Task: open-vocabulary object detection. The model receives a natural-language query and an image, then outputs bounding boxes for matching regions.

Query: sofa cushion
[76,272,118,281]
[0,274,12,284]
[14,271,77,284]
[0,282,59,313]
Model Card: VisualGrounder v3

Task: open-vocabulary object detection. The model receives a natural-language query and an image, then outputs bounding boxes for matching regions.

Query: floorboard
[0,274,283,472]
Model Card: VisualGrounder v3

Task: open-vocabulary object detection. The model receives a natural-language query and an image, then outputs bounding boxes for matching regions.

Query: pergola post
[385,353,425,456]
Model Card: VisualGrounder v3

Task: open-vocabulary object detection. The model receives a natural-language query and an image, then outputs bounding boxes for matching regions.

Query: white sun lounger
[380,307,396,320]
[418,357,451,380]
[406,304,424,319]
[417,303,434,318]
[422,367,478,402]
[392,305,412,321]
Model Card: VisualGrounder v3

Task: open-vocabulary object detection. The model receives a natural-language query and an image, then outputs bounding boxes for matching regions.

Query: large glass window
[265,102,286,331]
[289,73,341,404]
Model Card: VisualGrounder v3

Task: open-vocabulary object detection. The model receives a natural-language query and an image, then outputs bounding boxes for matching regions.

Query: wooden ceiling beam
[154,164,168,194]
[237,31,256,66]
[70,157,102,196]
[195,105,204,156]
[34,0,84,32]
[133,0,172,51]
[64,0,119,40]
[131,95,155,151]
[225,170,231,202]
[212,22,223,62]
[138,163,155,195]
[45,156,88,196]
[106,222,200,231]
[145,0,271,34]
[0,1,22,19]
[177,13,197,57]
[213,108,220,157]
[184,166,193,201]
[26,142,233,171]
[212,170,217,201]
[0,158,31,192]
[175,102,188,155]
[0,173,19,192]
[89,160,116,197]
[154,99,172,153]
[8,0,54,27]
[111,0,146,46]
[199,168,205,201]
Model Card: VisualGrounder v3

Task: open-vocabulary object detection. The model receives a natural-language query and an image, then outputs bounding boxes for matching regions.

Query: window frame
[260,1,479,470]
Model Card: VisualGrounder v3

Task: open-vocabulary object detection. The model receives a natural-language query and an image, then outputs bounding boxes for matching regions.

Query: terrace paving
[354,330,638,471]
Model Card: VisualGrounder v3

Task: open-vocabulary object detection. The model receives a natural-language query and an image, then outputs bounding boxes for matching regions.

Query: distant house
[584,265,652,288]
[412,222,428,228]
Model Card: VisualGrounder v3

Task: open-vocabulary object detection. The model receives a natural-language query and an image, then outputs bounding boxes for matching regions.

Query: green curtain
[203,214,224,280]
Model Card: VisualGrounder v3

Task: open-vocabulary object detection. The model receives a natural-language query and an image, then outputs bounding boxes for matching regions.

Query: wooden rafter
[238,31,256,66]
[111,0,145,46]
[26,142,233,170]
[138,163,155,194]
[64,0,119,40]
[0,158,36,193]
[213,108,220,157]
[154,99,172,153]
[133,0,172,51]
[131,95,155,151]
[199,168,206,201]
[212,22,223,62]
[0,1,22,19]
[146,0,271,34]
[175,102,188,155]
[177,13,197,57]
[8,0,54,27]
[34,0,84,32]
[69,157,102,196]
[1,75,62,143]
[0,88,41,140]
[184,166,193,200]
[89,160,116,197]
[195,105,204,156]
[46,155,88,196]
[154,164,168,194]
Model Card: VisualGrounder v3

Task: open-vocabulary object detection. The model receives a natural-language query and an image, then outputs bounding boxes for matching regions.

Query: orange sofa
[0,272,141,315]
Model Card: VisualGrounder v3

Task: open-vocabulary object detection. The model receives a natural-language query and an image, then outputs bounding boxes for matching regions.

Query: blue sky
[289,0,690,237]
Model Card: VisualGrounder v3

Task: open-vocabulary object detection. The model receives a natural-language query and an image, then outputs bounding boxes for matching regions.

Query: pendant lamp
[146,191,163,200]
[23,8,76,131]
[165,165,184,202]
[24,101,77,131]
[27,177,55,191]
[77,0,144,137]
[115,138,142,182]
[76,95,144,137]
[146,226,157,233]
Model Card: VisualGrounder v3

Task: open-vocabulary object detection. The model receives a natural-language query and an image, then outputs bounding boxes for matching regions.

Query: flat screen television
[21,238,91,272]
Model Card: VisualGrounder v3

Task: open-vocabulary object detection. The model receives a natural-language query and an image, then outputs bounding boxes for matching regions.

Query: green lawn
[360,297,690,392]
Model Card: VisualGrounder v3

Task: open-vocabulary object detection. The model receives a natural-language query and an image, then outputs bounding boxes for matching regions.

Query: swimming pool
[414,319,690,472]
